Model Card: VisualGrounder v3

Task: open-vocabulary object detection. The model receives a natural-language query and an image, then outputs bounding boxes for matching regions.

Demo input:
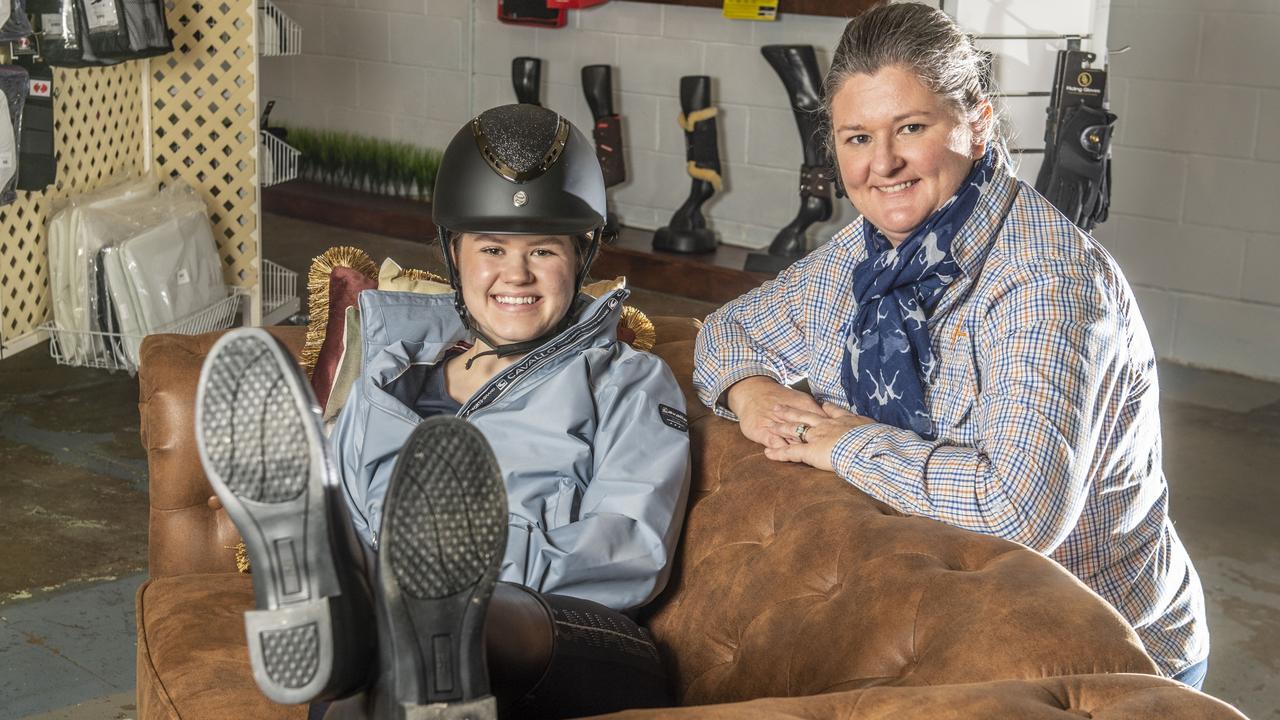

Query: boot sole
[195,328,369,705]
[378,416,505,717]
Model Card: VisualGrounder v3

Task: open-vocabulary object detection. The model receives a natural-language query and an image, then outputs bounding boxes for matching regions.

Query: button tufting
[207,495,222,510]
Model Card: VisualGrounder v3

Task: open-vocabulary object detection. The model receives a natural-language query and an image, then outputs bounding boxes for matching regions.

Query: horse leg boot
[582,64,625,241]
[512,57,542,106]
[745,45,834,275]
[653,75,721,254]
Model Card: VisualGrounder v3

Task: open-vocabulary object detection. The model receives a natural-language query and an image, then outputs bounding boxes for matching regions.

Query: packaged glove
[0,65,29,206]
[16,64,55,191]
[1036,102,1117,232]
[1,0,36,42]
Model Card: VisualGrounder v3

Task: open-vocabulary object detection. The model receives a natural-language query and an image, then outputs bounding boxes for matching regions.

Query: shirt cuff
[705,364,784,422]
[830,422,885,478]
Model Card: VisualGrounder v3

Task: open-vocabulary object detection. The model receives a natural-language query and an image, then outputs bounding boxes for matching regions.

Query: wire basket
[261,132,301,187]
[259,0,302,56]
[43,292,243,373]
[261,259,301,324]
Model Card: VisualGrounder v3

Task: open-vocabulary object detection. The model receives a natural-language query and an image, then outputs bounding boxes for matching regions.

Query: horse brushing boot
[745,45,834,276]
[653,75,721,254]
[582,64,624,242]
[512,57,542,106]
[195,329,376,706]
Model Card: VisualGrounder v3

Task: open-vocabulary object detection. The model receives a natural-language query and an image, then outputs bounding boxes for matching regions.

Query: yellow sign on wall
[723,0,778,21]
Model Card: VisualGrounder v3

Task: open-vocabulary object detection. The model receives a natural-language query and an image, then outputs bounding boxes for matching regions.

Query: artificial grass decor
[283,126,442,201]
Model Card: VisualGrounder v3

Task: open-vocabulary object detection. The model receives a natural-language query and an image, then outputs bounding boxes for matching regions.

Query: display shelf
[261,131,301,187]
[42,291,242,373]
[259,0,302,56]
[261,258,300,325]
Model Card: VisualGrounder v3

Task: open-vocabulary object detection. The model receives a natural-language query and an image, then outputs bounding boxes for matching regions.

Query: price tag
[85,0,120,31]
[723,0,778,21]
[42,13,66,37]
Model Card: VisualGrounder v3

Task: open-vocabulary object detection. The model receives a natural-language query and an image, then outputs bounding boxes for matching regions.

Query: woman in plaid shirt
[694,2,1208,688]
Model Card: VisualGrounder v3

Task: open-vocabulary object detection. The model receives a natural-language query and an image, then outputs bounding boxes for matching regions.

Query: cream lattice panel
[151,0,260,291]
[0,66,143,351]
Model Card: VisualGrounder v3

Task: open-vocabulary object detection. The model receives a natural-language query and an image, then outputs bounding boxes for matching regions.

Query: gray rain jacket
[332,287,691,611]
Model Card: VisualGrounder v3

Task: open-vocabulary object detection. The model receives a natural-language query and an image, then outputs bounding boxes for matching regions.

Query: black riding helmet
[432,104,607,358]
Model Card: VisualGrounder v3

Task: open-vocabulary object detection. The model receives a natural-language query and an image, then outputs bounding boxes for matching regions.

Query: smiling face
[454,233,577,348]
[831,64,990,246]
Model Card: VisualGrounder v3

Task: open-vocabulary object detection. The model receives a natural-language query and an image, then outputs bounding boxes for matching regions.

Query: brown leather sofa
[135,319,1246,719]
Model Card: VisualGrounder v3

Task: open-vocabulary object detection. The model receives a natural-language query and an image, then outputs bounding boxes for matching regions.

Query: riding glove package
[0,65,30,206]
[1,0,35,41]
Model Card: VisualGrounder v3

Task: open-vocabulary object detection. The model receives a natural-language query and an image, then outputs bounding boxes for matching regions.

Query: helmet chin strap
[441,226,603,370]
[462,299,585,370]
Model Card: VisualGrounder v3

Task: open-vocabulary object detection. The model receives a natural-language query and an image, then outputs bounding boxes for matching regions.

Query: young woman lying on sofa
[195,104,691,719]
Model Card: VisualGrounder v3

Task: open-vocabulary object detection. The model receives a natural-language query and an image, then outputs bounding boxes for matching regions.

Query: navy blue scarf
[840,150,996,439]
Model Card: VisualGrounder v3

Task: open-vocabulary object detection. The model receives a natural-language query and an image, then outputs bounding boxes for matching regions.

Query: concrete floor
[1,214,1276,719]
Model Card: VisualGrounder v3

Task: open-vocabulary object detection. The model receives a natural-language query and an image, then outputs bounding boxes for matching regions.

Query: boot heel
[245,600,340,705]
[402,696,498,720]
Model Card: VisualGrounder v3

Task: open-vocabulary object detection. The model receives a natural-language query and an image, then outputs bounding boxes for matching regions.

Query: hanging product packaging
[1,0,36,42]
[0,65,30,207]
[78,0,133,59]
[497,0,566,28]
[119,0,172,57]
[47,172,157,363]
[85,181,226,370]
[16,64,55,191]
[30,0,116,67]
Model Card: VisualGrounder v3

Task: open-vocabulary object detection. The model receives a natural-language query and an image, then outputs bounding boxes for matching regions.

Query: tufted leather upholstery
[135,319,1245,719]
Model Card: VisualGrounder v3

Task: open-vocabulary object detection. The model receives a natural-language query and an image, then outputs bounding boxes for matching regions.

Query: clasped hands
[725,376,873,472]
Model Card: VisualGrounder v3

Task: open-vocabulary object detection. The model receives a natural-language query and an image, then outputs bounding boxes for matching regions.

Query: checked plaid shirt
[693,165,1208,677]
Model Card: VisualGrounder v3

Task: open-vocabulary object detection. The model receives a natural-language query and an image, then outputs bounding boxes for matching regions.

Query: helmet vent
[472,105,570,183]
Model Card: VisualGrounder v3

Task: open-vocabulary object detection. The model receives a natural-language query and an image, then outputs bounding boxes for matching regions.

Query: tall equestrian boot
[744,45,834,275]
[195,329,377,706]
[487,584,671,719]
[512,57,542,106]
[653,75,721,254]
[582,64,624,242]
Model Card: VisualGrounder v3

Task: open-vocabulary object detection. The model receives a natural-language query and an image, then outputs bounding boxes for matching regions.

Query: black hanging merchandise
[744,45,834,275]
[1034,42,1117,232]
[581,64,624,241]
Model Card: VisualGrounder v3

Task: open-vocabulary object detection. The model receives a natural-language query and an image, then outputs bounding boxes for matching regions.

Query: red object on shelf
[498,0,567,27]
[546,0,609,8]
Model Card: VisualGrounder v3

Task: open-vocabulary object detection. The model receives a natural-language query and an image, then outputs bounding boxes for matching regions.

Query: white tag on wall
[85,0,120,30]
[42,13,65,37]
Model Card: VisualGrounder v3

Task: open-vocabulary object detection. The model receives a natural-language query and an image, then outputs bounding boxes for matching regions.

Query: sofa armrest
[139,326,307,578]
[644,416,1162,706]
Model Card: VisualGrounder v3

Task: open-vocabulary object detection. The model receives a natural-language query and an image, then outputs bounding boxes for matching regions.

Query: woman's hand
[726,376,825,449]
[763,402,874,471]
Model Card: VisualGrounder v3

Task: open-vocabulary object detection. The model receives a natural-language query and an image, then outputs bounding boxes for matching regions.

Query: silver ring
[795,423,810,443]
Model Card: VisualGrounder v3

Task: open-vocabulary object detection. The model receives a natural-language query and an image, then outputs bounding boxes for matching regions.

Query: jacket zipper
[457,291,623,420]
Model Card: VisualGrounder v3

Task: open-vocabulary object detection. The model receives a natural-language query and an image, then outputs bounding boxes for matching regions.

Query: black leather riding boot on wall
[512,57,542,106]
[745,45,834,275]
[195,329,376,706]
[653,75,721,254]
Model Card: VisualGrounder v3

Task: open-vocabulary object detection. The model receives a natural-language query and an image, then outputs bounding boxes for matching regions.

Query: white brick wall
[260,0,1280,379]
[1097,0,1280,380]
